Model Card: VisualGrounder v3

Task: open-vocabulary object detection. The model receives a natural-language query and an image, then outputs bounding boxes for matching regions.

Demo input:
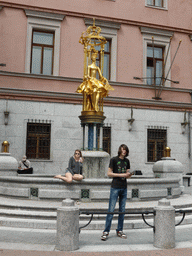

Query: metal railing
[79,208,192,233]
[79,210,155,233]
[175,208,192,227]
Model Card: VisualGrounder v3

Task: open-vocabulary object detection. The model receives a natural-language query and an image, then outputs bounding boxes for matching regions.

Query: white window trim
[145,0,168,10]
[140,27,174,87]
[25,10,65,76]
[84,18,121,82]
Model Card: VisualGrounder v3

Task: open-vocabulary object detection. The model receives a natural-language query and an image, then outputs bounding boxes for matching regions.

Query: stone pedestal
[153,157,183,191]
[56,199,79,251]
[154,198,175,249]
[0,153,18,176]
[82,151,110,178]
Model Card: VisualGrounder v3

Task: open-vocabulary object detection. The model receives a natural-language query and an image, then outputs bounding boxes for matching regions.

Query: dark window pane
[96,125,111,154]
[147,129,167,162]
[26,123,51,160]
[147,45,164,86]
[31,30,54,75]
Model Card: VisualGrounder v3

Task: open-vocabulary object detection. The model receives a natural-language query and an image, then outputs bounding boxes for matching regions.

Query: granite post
[154,198,175,249]
[56,198,79,251]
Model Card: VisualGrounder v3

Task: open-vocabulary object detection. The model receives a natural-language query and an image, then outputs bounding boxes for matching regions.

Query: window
[103,126,111,154]
[146,0,167,9]
[96,124,111,154]
[140,27,174,87]
[25,10,65,76]
[95,39,111,80]
[26,123,51,159]
[84,18,121,82]
[31,30,54,75]
[147,45,164,86]
[147,128,167,162]
[147,0,164,7]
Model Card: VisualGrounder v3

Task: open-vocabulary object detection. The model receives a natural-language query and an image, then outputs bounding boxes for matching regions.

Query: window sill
[29,159,53,162]
[145,162,155,165]
[146,5,168,11]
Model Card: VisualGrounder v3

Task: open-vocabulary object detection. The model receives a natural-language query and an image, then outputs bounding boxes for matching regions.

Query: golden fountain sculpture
[77,19,114,124]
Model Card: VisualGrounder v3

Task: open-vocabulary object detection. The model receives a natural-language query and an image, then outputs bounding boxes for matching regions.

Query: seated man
[17,155,33,174]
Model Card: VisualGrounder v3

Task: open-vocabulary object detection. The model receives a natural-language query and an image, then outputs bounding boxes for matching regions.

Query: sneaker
[117,231,127,239]
[101,232,109,241]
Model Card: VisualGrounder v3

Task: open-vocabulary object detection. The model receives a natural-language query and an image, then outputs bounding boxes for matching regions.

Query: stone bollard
[154,198,175,249]
[55,198,79,251]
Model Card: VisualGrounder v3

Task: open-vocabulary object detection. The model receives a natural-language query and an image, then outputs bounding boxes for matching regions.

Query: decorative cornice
[25,9,65,21]
[84,18,121,30]
[0,87,192,111]
[0,71,192,94]
[0,70,82,82]
[140,26,174,37]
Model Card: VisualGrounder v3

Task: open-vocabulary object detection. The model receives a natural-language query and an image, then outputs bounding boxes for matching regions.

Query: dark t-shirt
[109,156,130,189]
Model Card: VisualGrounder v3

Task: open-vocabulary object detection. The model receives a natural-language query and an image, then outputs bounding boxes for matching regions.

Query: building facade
[0,0,192,175]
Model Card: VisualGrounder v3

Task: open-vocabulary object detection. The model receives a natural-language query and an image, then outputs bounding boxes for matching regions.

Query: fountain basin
[0,175,181,201]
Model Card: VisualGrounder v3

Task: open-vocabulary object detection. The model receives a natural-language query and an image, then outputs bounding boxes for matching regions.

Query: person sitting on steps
[17,155,33,174]
[54,149,84,183]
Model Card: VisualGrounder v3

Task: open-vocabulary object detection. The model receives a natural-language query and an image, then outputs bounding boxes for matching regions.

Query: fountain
[76,19,114,178]
[0,20,182,202]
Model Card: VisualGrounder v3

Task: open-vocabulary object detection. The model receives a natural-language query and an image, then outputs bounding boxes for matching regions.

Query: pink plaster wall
[2,0,192,30]
[117,24,143,83]
[0,1,192,99]
[59,16,85,78]
[0,7,27,73]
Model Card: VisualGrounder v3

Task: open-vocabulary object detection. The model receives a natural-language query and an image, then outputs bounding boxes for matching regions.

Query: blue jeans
[104,187,127,233]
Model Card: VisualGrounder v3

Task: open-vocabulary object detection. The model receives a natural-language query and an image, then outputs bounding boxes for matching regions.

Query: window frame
[25,10,65,76]
[26,122,51,160]
[145,0,168,10]
[96,124,111,154]
[30,29,55,75]
[84,18,121,82]
[147,128,167,162]
[140,27,174,87]
[147,44,165,86]
[96,39,112,80]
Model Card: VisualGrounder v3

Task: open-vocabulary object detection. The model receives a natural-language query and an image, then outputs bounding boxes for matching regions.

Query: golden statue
[77,19,114,113]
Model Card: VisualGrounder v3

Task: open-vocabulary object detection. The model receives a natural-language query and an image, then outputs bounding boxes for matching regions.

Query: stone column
[99,125,103,151]
[56,199,79,251]
[82,125,85,150]
[85,124,88,150]
[93,124,97,150]
[154,198,175,249]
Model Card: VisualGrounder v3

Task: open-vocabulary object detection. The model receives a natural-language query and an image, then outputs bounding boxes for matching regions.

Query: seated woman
[54,149,84,183]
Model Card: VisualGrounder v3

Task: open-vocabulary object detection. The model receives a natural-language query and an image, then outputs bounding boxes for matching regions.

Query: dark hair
[74,149,82,157]
[118,144,129,157]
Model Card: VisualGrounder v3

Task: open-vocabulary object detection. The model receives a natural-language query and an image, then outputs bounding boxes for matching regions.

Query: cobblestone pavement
[0,248,192,256]
[0,225,192,256]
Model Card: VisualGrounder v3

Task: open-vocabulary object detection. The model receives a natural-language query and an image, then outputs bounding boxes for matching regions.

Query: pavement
[0,224,192,255]
[0,193,192,255]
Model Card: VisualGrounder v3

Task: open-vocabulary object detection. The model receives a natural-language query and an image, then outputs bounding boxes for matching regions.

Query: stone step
[0,208,154,221]
[0,214,192,230]
[0,209,57,220]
